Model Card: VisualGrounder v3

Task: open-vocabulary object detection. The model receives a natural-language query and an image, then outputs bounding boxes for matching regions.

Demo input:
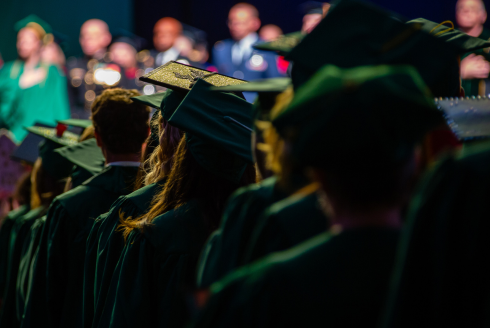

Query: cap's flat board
[139,61,248,91]
[437,97,490,139]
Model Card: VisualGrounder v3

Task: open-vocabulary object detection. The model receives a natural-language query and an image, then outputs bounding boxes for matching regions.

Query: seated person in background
[66,19,113,117]
[259,24,283,42]
[213,3,283,101]
[151,17,188,67]
[456,0,490,96]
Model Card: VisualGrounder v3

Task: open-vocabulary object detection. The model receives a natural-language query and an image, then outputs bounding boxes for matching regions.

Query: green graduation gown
[21,166,138,328]
[15,216,46,321]
[92,199,211,328]
[196,176,288,288]
[244,192,328,264]
[381,142,490,328]
[0,60,70,142]
[192,227,400,328]
[0,204,30,301]
[83,179,166,328]
[0,206,48,328]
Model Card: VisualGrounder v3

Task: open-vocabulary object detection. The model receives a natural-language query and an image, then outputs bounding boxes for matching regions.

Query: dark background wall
[1,0,489,63]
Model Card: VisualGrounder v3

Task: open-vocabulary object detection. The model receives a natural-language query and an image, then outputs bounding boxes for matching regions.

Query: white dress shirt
[231,33,259,66]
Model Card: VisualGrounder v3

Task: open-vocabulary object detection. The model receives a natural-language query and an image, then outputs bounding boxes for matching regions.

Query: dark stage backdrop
[0,0,133,62]
[0,0,489,63]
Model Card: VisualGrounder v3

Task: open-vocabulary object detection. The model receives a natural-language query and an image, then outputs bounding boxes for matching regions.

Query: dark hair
[320,153,418,211]
[13,171,32,206]
[91,88,150,154]
[31,158,66,209]
[119,136,256,241]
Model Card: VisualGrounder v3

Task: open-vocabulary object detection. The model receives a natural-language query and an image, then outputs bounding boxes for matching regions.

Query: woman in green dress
[0,15,69,142]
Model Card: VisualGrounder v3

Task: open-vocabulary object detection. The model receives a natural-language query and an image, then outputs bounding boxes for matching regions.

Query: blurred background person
[301,2,326,33]
[213,3,283,101]
[66,19,113,118]
[150,17,191,67]
[109,33,145,91]
[259,24,283,42]
[0,15,70,142]
[456,0,490,96]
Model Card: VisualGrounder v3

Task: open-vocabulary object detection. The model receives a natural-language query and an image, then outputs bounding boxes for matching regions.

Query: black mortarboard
[436,97,490,141]
[24,124,79,179]
[273,64,443,168]
[11,123,52,165]
[168,79,254,182]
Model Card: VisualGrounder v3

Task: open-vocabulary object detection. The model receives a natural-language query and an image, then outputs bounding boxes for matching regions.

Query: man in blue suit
[213,3,284,101]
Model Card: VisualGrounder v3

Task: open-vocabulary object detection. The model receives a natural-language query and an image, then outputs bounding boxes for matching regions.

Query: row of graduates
[2,0,490,327]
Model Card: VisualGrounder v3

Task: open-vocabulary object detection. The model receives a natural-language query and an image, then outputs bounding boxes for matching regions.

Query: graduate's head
[456,0,487,29]
[118,135,256,241]
[80,19,112,56]
[17,27,43,59]
[273,65,443,215]
[30,157,66,209]
[91,88,150,158]
[153,17,182,52]
[228,3,261,41]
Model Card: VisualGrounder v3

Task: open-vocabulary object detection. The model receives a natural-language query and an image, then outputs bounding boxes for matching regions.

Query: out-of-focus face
[456,0,487,29]
[153,21,180,52]
[302,13,323,34]
[80,21,111,56]
[259,24,283,42]
[41,42,65,66]
[174,36,193,57]
[17,28,42,60]
[110,42,136,68]
[228,8,260,41]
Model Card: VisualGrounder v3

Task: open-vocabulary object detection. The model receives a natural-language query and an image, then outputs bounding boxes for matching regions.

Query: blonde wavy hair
[255,86,294,180]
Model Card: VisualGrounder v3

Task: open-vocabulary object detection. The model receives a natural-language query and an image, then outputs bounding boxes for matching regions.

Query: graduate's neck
[331,207,402,230]
[23,52,41,69]
[104,151,141,165]
[460,24,484,37]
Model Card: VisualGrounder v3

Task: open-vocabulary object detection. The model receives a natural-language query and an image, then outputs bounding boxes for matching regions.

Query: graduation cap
[407,18,490,53]
[132,89,186,145]
[58,119,92,129]
[14,15,53,44]
[54,138,105,176]
[285,0,464,97]
[253,31,305,56]
[272,64,443,168]
[139,61,248,93]
[211,77,292,121]
[168,79,254,183]
[24,124,79,179]
[436,97,490,141]
[11,122,52,165]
